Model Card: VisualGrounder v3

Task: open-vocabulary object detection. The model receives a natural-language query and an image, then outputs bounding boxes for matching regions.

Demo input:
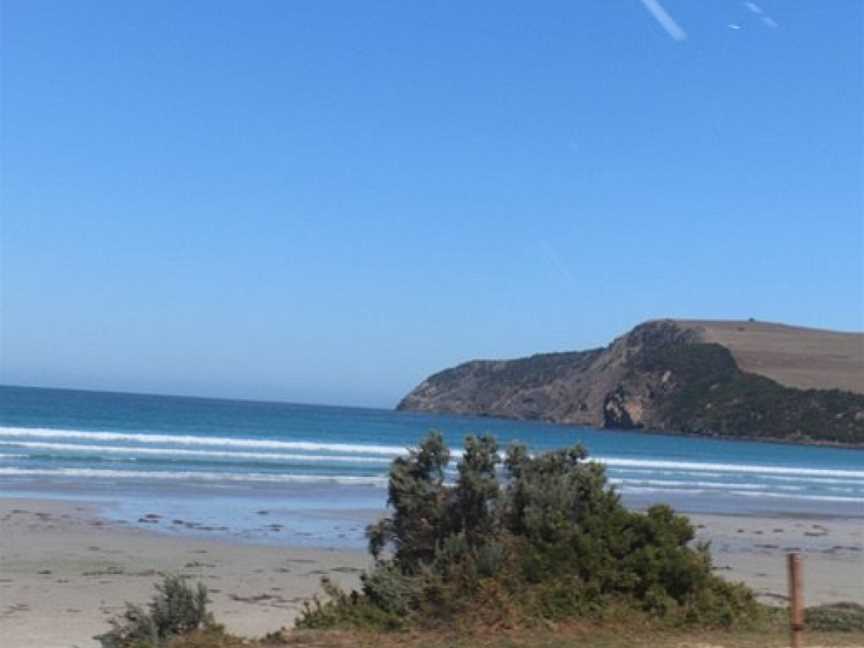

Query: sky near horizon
[1,1,862,407]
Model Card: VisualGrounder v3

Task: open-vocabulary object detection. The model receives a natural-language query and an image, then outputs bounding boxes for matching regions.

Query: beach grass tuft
[96,574,215,648]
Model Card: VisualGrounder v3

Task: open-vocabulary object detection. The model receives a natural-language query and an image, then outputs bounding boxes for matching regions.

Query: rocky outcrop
[398,321,691,427]
[397,320,864,446]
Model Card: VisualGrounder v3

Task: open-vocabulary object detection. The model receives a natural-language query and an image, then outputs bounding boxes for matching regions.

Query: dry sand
[0,498,861,648]
[0,498,370,648]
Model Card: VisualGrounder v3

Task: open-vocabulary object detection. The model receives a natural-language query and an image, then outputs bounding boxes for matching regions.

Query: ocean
[1,385,861,548]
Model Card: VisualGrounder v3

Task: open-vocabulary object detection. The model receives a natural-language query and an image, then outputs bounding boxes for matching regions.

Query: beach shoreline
[0,496,861,648]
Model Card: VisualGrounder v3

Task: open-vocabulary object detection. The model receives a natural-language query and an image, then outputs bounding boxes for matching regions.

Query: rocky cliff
[397,320,864,446]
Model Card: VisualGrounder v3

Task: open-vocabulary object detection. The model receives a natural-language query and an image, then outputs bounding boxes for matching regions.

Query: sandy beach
[692,512,863,605]
[0,497,861,648]
[0,498,371,648]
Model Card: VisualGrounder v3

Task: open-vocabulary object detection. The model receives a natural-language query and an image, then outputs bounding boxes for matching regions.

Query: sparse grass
[165,624,864,648]
[97,577,864,648]
[96,574,215,648]
[806,603,864,633]
[163,628,255,647]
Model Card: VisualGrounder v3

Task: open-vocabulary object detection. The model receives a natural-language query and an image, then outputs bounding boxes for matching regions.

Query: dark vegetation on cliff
[397,321,864,446]
[634,341,864,445]
[297,433,761,632]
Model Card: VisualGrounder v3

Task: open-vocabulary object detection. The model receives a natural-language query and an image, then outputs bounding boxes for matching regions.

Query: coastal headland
[398,319,864,446]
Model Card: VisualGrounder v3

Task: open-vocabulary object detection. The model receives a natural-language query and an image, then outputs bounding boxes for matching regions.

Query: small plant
[96,574,214,648]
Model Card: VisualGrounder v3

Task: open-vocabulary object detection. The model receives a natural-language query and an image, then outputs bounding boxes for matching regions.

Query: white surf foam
[3,426,861,482]
[594,456,864,480]
[0,427,408,456]
[609,478,804,492]
[0,440,392,464]
[620,485,862,503]
[0,466,388,486]
[619,486,707,496]
[760,474,864,486]
[727,490,863,503]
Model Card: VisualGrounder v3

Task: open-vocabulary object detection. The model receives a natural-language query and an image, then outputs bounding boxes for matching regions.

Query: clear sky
[1,1,862,407]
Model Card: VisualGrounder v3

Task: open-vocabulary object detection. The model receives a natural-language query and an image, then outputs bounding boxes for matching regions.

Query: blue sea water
[1,385,861,548]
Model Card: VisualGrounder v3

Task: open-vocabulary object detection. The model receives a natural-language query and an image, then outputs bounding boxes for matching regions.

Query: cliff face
[397,320,864,446]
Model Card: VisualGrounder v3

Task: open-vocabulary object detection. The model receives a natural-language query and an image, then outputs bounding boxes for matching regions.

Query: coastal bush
[296,433,761,632]
[96,574,215,648]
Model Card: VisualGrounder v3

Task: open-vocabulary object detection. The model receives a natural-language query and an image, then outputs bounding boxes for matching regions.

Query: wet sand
[692,512,863,605]
[0,498,861,648]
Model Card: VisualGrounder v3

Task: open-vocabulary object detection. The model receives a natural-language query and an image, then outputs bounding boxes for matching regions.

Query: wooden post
[788,552,804,648]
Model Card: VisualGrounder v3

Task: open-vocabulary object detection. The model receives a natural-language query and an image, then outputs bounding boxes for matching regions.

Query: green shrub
[297,577,406,631]
[96,574,214,648]
[297,433,762,632]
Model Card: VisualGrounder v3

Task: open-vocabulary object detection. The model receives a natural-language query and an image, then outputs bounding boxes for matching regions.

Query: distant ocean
[1,385,862,548]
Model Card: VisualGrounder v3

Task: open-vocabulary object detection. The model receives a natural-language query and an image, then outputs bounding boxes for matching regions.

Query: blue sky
[2,1,862,407]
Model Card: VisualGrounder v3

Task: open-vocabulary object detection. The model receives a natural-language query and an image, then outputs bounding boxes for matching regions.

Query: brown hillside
[675,320,864,395]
